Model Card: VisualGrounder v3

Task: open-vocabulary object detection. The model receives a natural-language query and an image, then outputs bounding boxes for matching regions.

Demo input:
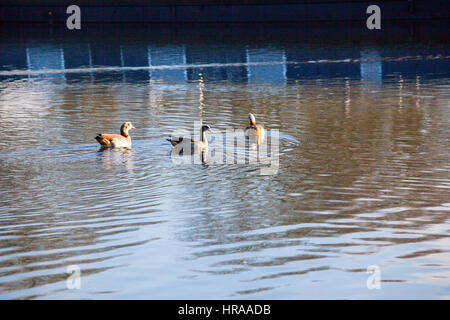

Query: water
[0,22,449,299]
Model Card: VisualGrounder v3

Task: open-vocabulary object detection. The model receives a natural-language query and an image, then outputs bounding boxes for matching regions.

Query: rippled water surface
[0,22,449,299]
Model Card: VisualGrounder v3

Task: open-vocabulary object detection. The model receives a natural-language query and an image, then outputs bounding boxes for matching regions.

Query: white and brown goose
[167,125,211,154]
[245,113,265,144]
[95,122,136,149]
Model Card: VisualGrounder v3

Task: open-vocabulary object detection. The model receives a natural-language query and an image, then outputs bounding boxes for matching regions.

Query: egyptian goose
[167,125,211,154]
[95,122,136,149]
[245,113,265,144]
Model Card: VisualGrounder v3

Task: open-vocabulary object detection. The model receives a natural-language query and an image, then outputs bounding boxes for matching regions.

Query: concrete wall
[0,0,448,22]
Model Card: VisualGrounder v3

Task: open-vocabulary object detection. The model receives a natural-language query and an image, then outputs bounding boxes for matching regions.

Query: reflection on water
[99,148,135,174]
[0,22,449,299]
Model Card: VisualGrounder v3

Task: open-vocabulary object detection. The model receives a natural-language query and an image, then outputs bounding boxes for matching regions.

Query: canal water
[0,22,449,299]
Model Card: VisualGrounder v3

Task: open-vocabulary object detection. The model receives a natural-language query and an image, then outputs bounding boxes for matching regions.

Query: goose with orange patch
[95,122,136,149]
[245,113,265,144]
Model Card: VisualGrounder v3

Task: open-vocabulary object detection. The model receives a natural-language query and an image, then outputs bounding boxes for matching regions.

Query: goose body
[95,122,135,149]
[245,113,265,144]
[167,125,211,154]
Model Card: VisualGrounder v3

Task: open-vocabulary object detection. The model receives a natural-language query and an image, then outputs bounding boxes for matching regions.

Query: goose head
[120,122,136,137]
[201,124,211,133]
[248,113,256,126]
[201,125,211,142]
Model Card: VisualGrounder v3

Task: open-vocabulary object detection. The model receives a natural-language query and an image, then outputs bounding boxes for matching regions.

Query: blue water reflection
[247,49,286,84]
[149,45,186,83]
[1,23,449,85]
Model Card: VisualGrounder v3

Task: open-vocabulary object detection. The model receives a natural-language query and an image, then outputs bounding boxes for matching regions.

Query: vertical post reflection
[344,78,351,117]
[26,44,66,82]
[360,48,382,86]
[148,45,187,83]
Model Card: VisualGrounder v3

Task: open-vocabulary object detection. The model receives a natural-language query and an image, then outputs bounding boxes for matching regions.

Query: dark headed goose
[245,113,265,144]
[167,125,211,154]
[95,122,136,149]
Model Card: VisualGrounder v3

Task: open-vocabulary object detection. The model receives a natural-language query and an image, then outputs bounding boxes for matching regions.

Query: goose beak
[131,126,136,130]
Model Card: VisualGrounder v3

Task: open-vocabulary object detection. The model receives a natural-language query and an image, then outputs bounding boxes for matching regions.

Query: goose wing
[167,136,201,146]
[167,136,185,146]
[95,133,123,146]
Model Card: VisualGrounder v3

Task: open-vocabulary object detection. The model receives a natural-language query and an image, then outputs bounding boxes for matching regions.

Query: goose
[167,125,211,154]
[95,122,136,149]
[245,113,264,144]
